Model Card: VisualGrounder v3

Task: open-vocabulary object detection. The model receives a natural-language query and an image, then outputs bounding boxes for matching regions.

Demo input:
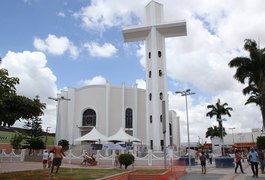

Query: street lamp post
[176,89,195,169]
[48,96,70,144]
[229,127,235,145]
[45,126,51,148]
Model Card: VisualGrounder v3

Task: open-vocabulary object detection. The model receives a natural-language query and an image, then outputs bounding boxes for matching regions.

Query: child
[42,150,49,168]
[48,150,54,168]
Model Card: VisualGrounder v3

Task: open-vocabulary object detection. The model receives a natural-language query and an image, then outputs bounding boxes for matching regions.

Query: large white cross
[123,1,187,151]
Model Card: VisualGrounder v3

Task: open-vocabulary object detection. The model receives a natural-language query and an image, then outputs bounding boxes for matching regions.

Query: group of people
[42,150,54,168]
[42,142,65,174]
[81,152,97,166]
[235,147,265,178]
[198,147,265,177]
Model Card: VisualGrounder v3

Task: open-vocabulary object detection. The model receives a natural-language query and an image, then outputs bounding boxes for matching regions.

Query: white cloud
[84,42,117,58]
[135,79,146,89]
[33,34,79,59]
[57,11,65,17]
[127,0,265,142]
[1,51,58,131]
[79,76,107,86]
[73,0,148,33]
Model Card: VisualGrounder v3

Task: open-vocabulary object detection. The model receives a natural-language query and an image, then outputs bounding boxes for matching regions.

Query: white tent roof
[74,127,109,142]
[107,127,141,143]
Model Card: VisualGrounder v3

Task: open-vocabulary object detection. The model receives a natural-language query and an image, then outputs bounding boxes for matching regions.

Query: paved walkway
[180,161,265,180]
[1,161,265,179]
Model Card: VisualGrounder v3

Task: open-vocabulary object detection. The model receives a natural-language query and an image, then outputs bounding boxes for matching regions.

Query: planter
[178,156,196,166]
[215,156,234,168]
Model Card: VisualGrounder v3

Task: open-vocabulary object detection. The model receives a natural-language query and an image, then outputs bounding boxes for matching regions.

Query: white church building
[56,84,180,151]
[55,1,185,152]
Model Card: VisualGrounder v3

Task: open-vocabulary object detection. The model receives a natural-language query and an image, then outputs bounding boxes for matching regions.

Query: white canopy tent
[74,127,109,143]
[107,127,141,143]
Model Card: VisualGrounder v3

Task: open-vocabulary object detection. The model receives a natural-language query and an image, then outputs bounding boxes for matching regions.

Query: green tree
[0,68,46,126]
[27,138,45,149]
[10,133,24,149]
[205,126,226,139]
[206,99,233,140]
[23,113,45,149]
[24,116,43,138]
[228,39,265,130]
[257,136,265,149]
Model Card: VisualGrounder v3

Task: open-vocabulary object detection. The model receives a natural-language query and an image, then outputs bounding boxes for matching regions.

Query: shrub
[27,138,45,149]
[10,133,24,149]
[118,153,135,169]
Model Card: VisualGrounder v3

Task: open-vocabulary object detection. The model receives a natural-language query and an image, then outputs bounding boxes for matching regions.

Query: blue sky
[1,0,265,143]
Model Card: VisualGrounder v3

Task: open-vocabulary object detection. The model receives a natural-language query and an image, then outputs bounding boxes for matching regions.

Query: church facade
[56,83,180,151]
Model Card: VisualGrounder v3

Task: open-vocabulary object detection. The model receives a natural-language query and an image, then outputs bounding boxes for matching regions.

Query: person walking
[51,142,65,174]
[248,147,259,178]
[235,149,245,174]
[42,150,49,168]
[258,149,265,174]
[209,151,213,164]
[200,151,206,174]
[48,150,54,168]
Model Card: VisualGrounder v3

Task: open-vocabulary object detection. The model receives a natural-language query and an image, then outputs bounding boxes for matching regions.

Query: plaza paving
[180,161,265,180]
[1,160,265,179]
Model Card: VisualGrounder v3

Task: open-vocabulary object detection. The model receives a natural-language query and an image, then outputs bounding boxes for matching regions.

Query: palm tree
[205,126,227,139]
[228,39,265,130]
[206,99,233,140]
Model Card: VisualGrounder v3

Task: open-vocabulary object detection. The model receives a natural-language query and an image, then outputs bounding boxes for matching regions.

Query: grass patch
[0,131,15,144]
[133,169,167,174]
[0,130,55,146]
[0,168,126,180]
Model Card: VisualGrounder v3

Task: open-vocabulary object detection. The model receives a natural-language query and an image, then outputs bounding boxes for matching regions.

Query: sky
[1,0,265,144]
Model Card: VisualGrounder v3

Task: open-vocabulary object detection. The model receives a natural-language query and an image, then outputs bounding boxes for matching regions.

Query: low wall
[1,148,181,167]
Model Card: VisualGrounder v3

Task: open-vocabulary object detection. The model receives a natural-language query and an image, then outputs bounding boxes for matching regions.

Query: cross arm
[156,21,187,38]
[122,25,152,42]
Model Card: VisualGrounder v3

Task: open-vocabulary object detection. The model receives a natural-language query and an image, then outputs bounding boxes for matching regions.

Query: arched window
[159,92,163,100]
[148,52,151,59]
[160,114,163,122]
[150,115,153,123]
[149,71,152,78]
[82,109,96,126]
[158,51,162,58]
[159,70,163,76]
[149,93,152,101]
[125,108,133,128]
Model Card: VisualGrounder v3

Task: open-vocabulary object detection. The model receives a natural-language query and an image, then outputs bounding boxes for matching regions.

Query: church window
[150,140,153,150]
[149,93,152,101]
[82,109,96,126]
[158,51,162,58]
[148,52,151,58]
[125,108,133,128]
[169,123,172,136]
[149,71,151,78]
[159,92,163,100]
[159,70,162,76]
[160,114,163,122]
[150,115,152,123]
